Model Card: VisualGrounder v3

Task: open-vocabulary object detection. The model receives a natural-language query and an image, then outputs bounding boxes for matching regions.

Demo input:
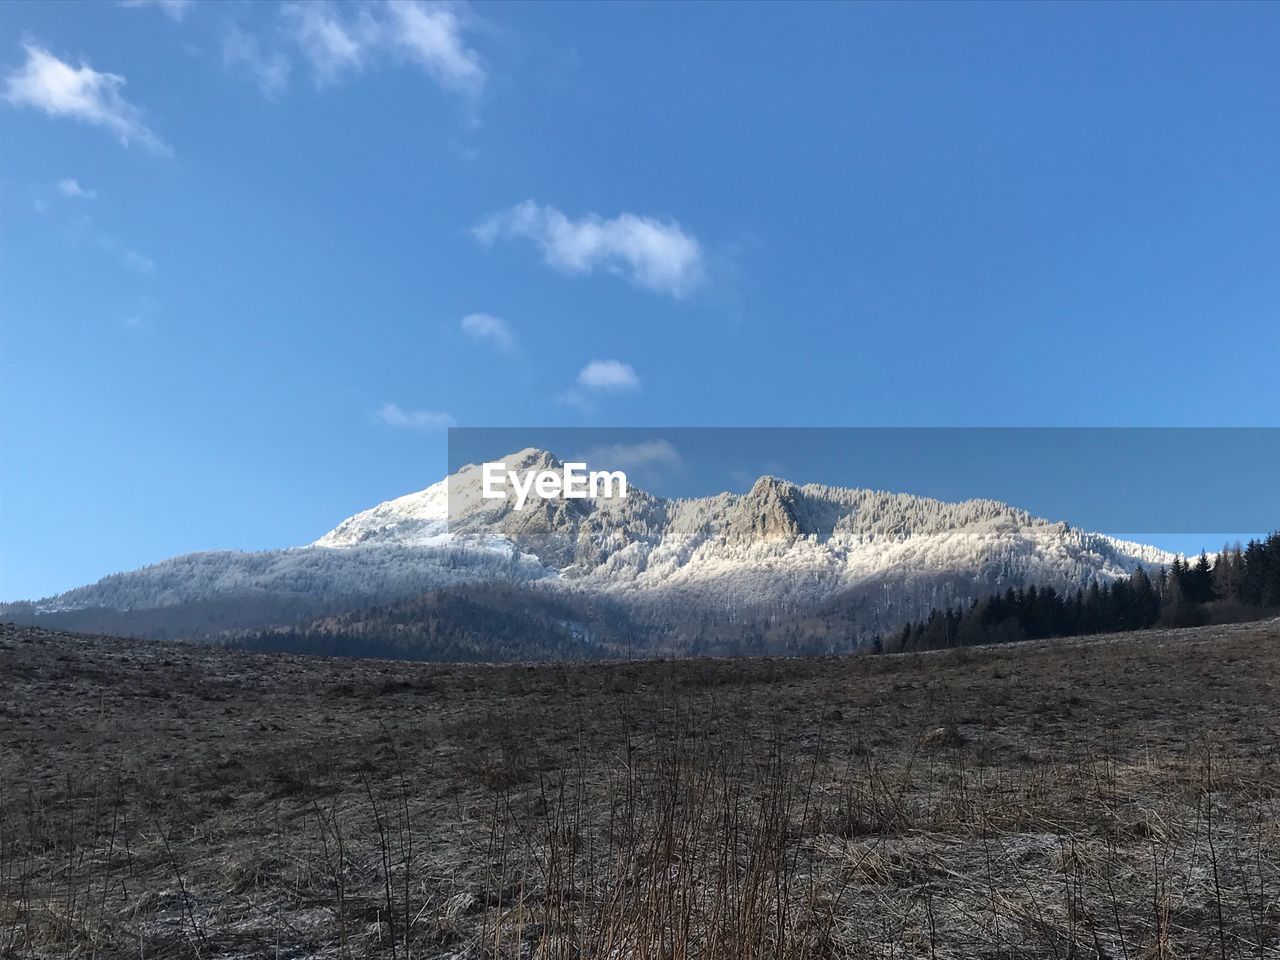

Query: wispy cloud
[460,312,515,354]
[283,1,485,102]
[578,440,681,473]
[3,43,169,154]
[384,1,485,101]
[284,2,370,85]
[35,194,156,275]
[377,403,455,431]
[577,359,640,391]
[56,178,96,200]
[123,294,160,329]
[473,201,706,299]
[119,0,193,21]
[223,23,291,100]
[89,224,158,274]
[117,246,157,275]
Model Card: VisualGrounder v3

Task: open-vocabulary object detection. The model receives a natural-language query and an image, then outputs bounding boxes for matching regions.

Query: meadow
[2,619,1277,958]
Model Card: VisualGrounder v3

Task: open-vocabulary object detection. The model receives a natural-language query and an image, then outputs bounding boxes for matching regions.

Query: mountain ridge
[2,449,1177,648]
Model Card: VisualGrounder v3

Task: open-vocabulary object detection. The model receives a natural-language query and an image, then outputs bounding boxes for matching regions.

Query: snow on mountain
[303,450,1176,619]
[311,448,560,553]
[10,449,1178,636]
[312,480,451,548]
[30,545,550,617]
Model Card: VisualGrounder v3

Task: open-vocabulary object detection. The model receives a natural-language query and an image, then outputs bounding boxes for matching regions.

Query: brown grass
[1,619,1278,958]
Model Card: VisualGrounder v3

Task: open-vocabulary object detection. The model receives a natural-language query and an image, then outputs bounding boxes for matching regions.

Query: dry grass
[1,619,1278,958]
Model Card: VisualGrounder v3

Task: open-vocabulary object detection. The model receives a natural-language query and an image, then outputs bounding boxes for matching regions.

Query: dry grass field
[2,619,1278,958]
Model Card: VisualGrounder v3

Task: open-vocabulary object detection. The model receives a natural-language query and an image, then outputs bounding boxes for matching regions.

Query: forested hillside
[892,532,1280,651]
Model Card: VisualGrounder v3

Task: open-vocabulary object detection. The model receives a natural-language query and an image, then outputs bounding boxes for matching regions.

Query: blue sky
[2,1,1278,600]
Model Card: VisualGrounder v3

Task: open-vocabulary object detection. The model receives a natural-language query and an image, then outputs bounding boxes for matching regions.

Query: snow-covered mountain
[311,447,1173,619]
[4,448,1176,641]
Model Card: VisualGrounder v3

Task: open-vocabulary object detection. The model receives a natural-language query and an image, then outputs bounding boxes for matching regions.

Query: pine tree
[1189,552,1214,604]
[1241,539,1268,606]
[1229,545,1247,601]
[884,529,1278,657]
[1162,561,1187,619]
[1129,567,1159,629]
[1264,533,1280,607]
[1212,544,1235,600]
[1165,559,1184,601]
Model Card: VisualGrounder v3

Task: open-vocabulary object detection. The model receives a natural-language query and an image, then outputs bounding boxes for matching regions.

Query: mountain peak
[747,474,796,495]
[20,452,1179,643]
[501,447,563,472]
[726,475,804,543]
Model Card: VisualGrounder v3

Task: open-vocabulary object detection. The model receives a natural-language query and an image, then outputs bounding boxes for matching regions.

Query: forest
[889,531,1280,652]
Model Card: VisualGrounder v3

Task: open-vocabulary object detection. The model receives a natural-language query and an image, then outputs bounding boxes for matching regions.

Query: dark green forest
[229,533,1280,663]
[888,532,1280,653]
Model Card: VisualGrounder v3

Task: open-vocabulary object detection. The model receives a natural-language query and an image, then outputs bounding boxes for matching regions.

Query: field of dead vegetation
[1,619,1278,959]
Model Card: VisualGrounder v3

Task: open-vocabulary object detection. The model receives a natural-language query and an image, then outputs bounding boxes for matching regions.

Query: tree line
[227,584,609,663]
[885,531,1280,653]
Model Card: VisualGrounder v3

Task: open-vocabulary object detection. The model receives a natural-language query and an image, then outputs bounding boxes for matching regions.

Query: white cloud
[119,0,193,21]
[119,247,157,274]
[577,359,640,392]
[93,227,158,274]
[473,201,705,298]
[284,2,370,85]
[460,312,515,353]
[384,1,484,100]
[56,178,96,200]
[34,183,154,274]
[579,440,681,472]
[93,232,158,274]
[559,360,642,413]
[377,403,455,431]
[283,1,485,100]
[3,43,169,154]
[123,294,159,329]
[223,23,291,99]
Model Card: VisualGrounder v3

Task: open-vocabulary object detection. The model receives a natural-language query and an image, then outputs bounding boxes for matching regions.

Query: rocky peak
[504,447,563,473]
[724,475,805,545]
